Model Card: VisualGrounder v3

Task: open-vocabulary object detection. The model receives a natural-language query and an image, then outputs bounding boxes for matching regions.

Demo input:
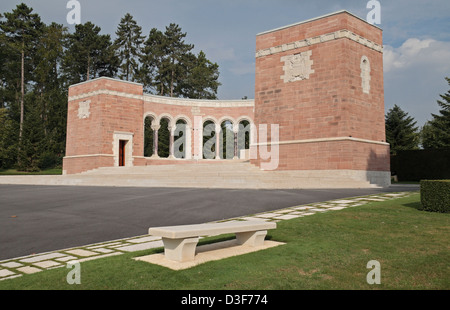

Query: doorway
[119,140,127,167]
[113,132,134,168]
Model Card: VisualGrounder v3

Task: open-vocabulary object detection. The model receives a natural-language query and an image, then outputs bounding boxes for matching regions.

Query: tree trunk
[87,54,90,81]
[20,48,24,141]
[170,68,174,97]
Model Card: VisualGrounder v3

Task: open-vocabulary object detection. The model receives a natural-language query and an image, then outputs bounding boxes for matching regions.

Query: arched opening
[203,120,217,159]
[238,119,251,159]
[174,119,187,159]
[158,117,171,158]
[220,120,235,159]
[143,115,155,157]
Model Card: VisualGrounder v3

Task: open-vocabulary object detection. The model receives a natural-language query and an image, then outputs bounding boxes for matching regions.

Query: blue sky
[1,0,450,127]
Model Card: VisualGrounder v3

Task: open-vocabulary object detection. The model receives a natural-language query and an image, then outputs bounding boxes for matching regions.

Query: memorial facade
[63,11,390,186]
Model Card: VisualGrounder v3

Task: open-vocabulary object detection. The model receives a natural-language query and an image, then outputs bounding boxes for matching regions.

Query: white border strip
[256,29,383,58]
[253,136,389,146]
[64,154,115,159]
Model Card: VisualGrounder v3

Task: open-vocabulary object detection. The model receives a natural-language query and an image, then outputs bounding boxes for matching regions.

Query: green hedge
[391,149,450,181]
[420,180,450,213]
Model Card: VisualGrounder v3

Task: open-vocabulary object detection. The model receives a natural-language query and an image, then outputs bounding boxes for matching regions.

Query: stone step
[0,162,376,189]
[75,161,375,188]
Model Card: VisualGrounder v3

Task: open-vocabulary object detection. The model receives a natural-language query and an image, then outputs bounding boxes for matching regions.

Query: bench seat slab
[149,221,276,239]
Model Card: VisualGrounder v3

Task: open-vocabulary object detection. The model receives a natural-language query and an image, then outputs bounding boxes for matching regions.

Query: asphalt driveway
[0,184,419,260]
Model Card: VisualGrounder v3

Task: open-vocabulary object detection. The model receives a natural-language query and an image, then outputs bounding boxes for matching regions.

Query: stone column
[151,124,160,158]
[193,116,203,160]
[233,124,239,160]
[168,125,176,159]
[215,124,221,160]
[185,125,192,159]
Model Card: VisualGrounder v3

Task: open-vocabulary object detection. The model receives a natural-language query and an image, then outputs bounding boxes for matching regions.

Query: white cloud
[383,38,450,127]
[384,38,450,73]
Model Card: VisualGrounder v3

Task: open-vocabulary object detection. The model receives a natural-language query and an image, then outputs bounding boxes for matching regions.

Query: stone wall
[63,77,255,174]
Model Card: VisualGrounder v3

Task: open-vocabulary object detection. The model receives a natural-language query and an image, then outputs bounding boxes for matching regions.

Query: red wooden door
[119,140,126,166]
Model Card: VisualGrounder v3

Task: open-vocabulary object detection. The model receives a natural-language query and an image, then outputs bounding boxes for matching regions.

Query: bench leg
[235,230,267,247]
[161,237,199,262]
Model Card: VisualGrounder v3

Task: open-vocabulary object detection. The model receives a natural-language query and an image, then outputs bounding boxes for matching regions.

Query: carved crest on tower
[281,50,314,83]
[77,100,91,119]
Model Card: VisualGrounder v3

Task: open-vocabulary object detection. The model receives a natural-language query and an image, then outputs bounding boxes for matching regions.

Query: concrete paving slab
[0,262,23,268]
[64,249,99,257]
[32,260,61,269]
[135,240,284,270]
[20,253,67,263]
[17,266,42,274]
[0,269,16,277]
[116,240,164,252]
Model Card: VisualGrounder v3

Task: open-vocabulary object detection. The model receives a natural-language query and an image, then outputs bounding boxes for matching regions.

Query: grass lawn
[0,192,448,290]
[0,168,62,175]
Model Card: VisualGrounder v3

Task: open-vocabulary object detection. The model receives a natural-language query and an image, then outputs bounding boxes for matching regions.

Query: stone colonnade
[144,113,253,160]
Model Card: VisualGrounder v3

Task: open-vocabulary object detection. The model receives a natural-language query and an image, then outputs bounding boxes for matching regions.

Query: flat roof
[256,10,382,36]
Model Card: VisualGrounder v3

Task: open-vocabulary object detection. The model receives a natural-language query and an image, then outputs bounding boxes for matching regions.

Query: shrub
[38,152,61,169]
[391,149,450,181]
[420,180,450,213]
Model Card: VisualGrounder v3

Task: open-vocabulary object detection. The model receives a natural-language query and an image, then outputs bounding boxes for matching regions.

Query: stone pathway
[0,191,416,281]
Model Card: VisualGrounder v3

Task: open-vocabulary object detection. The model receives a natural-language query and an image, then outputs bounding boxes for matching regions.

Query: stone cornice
[255,29,383,59]
[143,94,254,108]
[68,90,255,108]
[257,10,382,36]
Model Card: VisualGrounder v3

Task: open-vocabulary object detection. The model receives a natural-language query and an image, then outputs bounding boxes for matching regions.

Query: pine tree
[181,51,221,99]
[164,24,194,97]
[139,25,220,99]
[114,13,144,82]
[64,22,117,84]
[0,107,15,168]
[422,77,450,149]
[385,104,420,155]
[139,28,167,94]
[34,23,69,163]
[0,3,43,158]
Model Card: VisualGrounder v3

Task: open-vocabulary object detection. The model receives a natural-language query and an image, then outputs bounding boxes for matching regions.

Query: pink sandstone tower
[251,11,390,186]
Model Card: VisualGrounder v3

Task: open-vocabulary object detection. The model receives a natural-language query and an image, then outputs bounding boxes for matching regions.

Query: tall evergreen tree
[64,22,117,84]
[0,106,15,168]
[385,104,420,155]
[140,24,220,99]
[421,77,450,149]
[0,3,43,154]
[163,23,194,97]
[139,28,168,94]
[114,13,144,82]
[33,23,69,162]
[181,50,221,99]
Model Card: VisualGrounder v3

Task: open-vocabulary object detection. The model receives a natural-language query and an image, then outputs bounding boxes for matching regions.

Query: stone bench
[148,221,276,262]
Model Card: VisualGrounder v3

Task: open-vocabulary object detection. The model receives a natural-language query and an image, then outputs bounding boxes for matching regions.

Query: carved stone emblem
[281,50,314,83]
[77,100,91,119]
